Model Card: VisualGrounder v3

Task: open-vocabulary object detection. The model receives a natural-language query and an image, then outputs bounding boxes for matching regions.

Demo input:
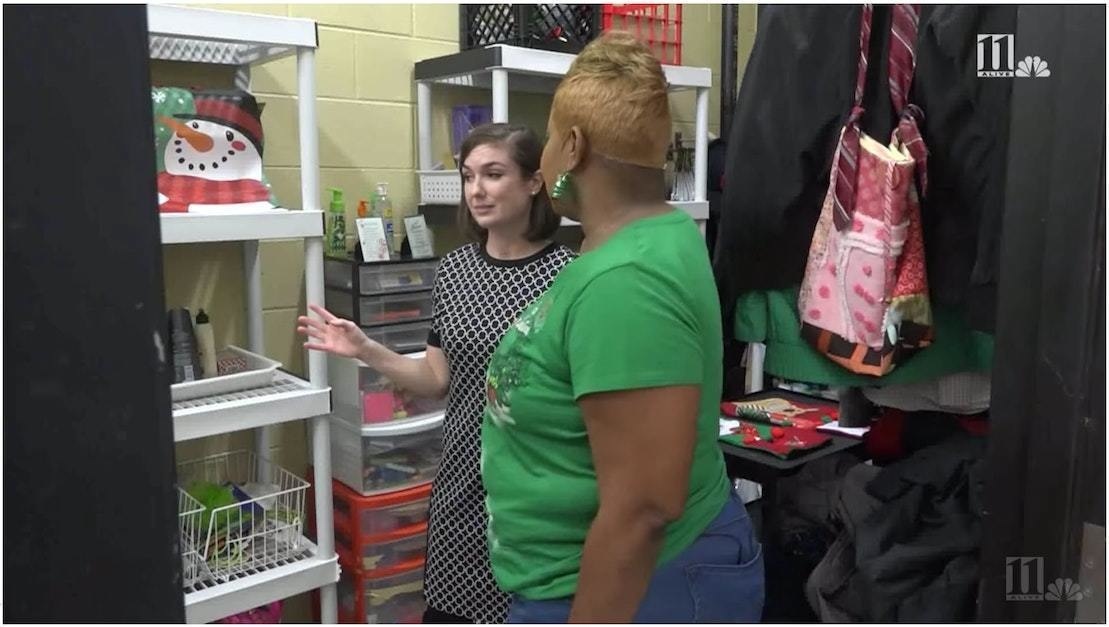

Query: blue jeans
[507,491,765,623]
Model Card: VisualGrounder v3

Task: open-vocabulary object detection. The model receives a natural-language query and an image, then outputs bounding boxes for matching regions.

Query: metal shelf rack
[413,44,712,230]
[147,5,339,623]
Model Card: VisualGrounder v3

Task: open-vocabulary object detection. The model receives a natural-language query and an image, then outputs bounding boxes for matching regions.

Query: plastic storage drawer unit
[333,478,433,537]
[330,413,444,496]
[362,319,432,355]
[325,257,439,296]
[328,352,447,427]
[325,288,434,328]
[337,521,428,574]
[337,559,427,624]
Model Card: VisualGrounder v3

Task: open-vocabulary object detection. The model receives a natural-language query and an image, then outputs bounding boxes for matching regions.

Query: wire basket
[178,487,208,588]
[178,451,310,582]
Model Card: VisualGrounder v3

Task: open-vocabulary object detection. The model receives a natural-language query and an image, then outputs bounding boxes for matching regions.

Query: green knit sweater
[734,288,994,387]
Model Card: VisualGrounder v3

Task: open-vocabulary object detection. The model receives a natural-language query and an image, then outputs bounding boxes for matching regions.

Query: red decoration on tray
[721,396,839,430]
[720,420,833,459]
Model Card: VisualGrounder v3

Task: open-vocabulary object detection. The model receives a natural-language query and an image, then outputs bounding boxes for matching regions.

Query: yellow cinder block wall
[159,4,755,620]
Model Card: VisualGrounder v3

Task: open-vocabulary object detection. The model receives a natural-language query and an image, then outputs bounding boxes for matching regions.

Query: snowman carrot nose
[160,116,214,153]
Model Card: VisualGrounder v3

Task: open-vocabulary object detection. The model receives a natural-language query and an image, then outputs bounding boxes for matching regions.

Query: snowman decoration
[157,92,275,213]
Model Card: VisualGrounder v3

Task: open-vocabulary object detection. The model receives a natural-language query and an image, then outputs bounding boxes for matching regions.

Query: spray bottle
[327,188,347,257]
[373,183,396,256]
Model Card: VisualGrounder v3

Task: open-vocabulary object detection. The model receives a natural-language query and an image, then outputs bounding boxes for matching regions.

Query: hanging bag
[798,4,933,377]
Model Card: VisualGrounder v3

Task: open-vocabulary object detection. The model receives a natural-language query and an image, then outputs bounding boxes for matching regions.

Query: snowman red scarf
[157,172,271,213]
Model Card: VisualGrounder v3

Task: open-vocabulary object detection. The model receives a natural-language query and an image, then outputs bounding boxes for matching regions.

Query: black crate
[460,5,601,54]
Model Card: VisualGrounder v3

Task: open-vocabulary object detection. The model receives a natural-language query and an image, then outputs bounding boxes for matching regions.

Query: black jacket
[713,5,1016,332]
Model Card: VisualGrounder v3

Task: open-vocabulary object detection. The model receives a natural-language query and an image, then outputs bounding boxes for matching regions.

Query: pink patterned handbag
[798,4,933,377]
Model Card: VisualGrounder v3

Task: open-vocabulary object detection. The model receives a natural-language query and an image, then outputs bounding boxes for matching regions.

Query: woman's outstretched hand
[297,304,372,359]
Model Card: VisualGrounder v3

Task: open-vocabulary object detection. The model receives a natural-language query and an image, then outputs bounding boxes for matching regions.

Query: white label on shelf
[357,218,391,262]
[404,215,434,259]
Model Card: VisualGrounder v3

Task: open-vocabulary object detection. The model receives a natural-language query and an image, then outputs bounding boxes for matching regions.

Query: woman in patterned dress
[297,123,575,623]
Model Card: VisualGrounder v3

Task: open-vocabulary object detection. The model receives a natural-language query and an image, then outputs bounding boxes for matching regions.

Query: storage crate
[329,414,445,496]
[326,288,434,328]
[177,451,309,582]
[461,5,601,54]
[602,4,683,65]
[460,5,682,64]
[324,256,440,296]
[338,559,428,624]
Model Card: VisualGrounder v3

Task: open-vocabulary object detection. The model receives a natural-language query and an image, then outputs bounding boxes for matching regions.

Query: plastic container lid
[332,476,433,508]
[330,410,444,437]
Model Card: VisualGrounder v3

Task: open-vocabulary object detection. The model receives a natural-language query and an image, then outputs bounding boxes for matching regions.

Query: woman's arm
[569,384,700,623]
[298,304,449,399]
[364,340,450,400]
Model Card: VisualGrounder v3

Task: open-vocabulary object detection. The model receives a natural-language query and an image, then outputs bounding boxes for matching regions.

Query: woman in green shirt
[481,33,765,623]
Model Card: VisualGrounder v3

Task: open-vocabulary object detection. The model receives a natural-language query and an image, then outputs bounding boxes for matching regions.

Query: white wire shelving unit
[147,6,338,623]
[413,44,713,232]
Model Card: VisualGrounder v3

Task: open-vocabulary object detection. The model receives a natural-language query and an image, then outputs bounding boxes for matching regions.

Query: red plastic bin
[602,4,683,65]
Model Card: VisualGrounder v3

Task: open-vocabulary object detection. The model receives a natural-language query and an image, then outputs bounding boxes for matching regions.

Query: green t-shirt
[480,209,730,600]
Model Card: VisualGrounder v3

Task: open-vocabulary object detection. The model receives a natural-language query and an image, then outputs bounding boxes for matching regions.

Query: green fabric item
[482,210,729,600]
[734,288,994,387]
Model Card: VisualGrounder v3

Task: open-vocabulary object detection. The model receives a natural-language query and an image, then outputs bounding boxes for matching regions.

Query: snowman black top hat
[173,90,265,154]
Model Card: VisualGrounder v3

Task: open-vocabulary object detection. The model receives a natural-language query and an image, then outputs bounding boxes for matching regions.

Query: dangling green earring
[551,171,575,201]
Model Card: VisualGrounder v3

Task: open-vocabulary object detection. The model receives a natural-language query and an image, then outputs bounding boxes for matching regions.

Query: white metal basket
[178,487,208,588]
[417,170,461,205]
[177,451,310,582]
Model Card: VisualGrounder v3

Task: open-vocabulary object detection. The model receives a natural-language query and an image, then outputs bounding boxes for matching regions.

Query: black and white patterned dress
[424,242,575,623]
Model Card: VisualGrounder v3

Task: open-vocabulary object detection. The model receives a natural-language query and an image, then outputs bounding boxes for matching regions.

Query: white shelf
[183,539,339,624]
[173,372,331,442]
[148,5,317,66]
[149,5,338,623]
[414,44,711,93]
[160,209,324,244]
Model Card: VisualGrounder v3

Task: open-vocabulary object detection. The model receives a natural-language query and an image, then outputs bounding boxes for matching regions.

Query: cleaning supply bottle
[373,183,396,257]
[194,309,218,378]
[327,188,347,257]
[354,199,369,262]
[168,308,201,383]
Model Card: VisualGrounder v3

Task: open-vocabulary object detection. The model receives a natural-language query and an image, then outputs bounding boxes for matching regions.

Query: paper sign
[404,215,435,259]
[356,217,391,262]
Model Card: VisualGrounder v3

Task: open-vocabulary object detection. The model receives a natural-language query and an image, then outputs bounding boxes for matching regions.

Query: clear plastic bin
[362,319,431,354]
[337,521,428,572]
[325,257,439,296]
[337,560,427,624]
[330,414,444,496]
[325,288,433,328]
[327,352,446,428]
[332,478,433,538]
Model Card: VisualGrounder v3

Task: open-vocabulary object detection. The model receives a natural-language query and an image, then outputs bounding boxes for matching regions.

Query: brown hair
[550,31,671,169]
[456,123,561,243]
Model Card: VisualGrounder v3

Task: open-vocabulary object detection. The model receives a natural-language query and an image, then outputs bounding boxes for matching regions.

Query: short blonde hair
[551,32,671,169]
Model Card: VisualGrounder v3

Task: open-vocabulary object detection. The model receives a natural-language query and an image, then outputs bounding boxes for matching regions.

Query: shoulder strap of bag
[831,4,874,231]
[889,3,928,197]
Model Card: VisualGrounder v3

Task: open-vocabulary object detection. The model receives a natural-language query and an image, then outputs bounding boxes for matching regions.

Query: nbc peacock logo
[1015,55,1052,78]
[1045,578,1089,602]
